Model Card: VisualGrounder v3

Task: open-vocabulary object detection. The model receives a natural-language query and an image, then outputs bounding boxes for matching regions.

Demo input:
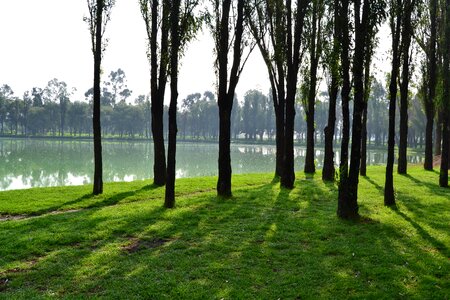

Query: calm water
[0,138,424,191]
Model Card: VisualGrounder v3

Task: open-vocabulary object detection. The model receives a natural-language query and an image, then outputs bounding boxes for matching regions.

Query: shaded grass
[0,167,448,299]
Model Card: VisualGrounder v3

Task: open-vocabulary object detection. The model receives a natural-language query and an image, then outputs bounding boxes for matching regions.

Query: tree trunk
[274,105,285,178]
[346,0,371,218]
[165,0,180,208]
[92,0,104,195]
[436,110,443,155]
[323,0,339,182]
[281,0,306,189]
[304,1,321,174]
[398,0,413,175]
[440,0,450,187]
[424,110,434,170]
[337,0,354,218]
[385,0,402,206]
[216,0,243,197]
[150,0,168,186]
[424,0,436,170]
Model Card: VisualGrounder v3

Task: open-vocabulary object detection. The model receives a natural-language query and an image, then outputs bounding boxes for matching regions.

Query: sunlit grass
[0,166,448,298]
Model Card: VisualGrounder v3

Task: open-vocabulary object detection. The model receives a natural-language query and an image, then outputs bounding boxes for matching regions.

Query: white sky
[0,0,392,103]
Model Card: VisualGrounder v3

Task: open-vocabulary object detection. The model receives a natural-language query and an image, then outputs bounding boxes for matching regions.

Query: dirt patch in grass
[122,237,173,253]
[0,209,82,222]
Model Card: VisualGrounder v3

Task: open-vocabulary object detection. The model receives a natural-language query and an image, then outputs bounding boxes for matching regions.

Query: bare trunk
[92,0,104,195]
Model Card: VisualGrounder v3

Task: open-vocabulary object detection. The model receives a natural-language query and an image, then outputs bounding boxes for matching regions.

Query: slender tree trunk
[337,0,353,218]
[305,1,321,174]
[346,0,371,217]
[440,0,450,187]
[385,0,402,206]
[92,0,104,195]
[424,110,434,169]
[436,109,443,155]
[424,0,437,170]
[360,33,373,177]
[281,0,307,189]
[165,0,180,207]
[150,0,168,186]
[275,105,285,178]
[398,0,413,175]
[216,0,244,197]
[323,0,340,182]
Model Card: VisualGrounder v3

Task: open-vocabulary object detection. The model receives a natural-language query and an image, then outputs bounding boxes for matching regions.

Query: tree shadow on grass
[389,205,449,258]
[22,184,161,217]
[0,177,448,298]
[362,176,384,194]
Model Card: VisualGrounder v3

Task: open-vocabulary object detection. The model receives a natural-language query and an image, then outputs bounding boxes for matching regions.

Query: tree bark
[337,0,353,218]
[281,0,307,189]
[384,0,402,206]
[424,0,437,171]
[305,0,321,174]
[323,0,339,182]
[346,0,371,218]
[217,0,244,197]
[439,0,450,187]
[165,0,180,208]
[398,0,414,175]
[150,0,169,186]
[92,0,104,195]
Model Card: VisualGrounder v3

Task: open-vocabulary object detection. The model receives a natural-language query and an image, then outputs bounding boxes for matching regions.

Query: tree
[43,78,72,136]
[416,0,438,170]
[104,68,132,105]
[397,0,416,174]
[384,0,403,206]
[208,0,251,197]
[140,0,170,186]
[165,0,200,207]
[322,0,340,181]
[303,0,325,174]
[0,84,14,134]
[85,0,115,195]
[439,0,450,187]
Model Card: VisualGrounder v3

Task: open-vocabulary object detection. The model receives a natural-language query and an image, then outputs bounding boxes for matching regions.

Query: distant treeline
[0,69,427,147]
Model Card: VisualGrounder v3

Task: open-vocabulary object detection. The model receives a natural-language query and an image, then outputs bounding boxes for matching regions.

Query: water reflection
[0,138,424,191]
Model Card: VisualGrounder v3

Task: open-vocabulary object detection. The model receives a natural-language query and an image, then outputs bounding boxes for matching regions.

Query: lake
[0,138,424,191]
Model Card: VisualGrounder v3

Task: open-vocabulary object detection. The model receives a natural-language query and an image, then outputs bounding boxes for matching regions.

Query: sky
[0,0,392,104]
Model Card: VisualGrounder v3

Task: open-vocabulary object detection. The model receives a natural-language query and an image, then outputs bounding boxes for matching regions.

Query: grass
[0,166,448,299]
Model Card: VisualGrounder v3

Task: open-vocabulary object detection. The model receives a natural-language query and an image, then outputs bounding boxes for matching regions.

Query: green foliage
[0,167,448,298]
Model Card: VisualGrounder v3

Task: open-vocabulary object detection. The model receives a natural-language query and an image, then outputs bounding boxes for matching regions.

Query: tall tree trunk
[165,0,180,207]
[346,0,370,218]
[281,0,307,189]
[92,0,104,195]
[337,0,352,218]
[149,0,169,186]
[360,54,371,177]
[385,0,402,206]
[216,0,244,197]
[323,0,340,182]
[436,109,443,155]
[424,0,437,170]
[398,0,414,175]
[440,0,450,187]
[305,0,321,174]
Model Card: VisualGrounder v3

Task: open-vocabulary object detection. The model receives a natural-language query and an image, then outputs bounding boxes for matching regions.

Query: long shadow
[401,174,449,196]
[390,206,449,258]
[28,184,161,217]
[362,176,383,193]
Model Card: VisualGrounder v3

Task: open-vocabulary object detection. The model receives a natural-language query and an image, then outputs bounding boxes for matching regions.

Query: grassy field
[0,166,448,299]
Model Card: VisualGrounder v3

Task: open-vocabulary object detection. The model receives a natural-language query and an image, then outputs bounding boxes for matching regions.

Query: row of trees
[1,80,432,148]
[74,0,450,218]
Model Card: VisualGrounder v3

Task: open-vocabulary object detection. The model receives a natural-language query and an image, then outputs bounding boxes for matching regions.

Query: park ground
[0,166,449,299]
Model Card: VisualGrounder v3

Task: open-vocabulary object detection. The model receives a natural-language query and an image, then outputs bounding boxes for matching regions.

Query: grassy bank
[0,166,448,299]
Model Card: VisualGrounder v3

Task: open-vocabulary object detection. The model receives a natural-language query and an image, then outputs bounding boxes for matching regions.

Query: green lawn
[0,166,448,299]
